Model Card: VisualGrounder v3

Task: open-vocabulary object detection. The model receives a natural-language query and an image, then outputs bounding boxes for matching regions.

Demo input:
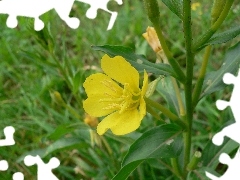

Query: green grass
[0,1,239,179]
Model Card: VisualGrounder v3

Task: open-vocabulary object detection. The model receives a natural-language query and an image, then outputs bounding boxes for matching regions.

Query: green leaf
[112,124,183,180]
[123,124,183,165]
[201,42,240,98]
[156,77,183,115]
[112,160,143,180]
[199,26,240,50]
[190,133,239,179]
[92,45,177,78]
[42,137,85,157]
[162,0,183,19]
[187,167,216,180]
[46,123,76,141]
[202,138,238,168]
[17,137,87,163]
[72,70,83,94]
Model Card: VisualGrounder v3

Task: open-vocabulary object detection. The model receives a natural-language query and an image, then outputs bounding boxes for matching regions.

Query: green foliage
[156,77,183,116]
[211,0,227,23]
[0,4,150,178]
[188,136,239,179]
[113,124,183,180]
[92,45,178,78]
[198,26,240,50]
[162,0,183,19]
[201,136,238,168]
[0,0,239,179]
[201,42,240,98]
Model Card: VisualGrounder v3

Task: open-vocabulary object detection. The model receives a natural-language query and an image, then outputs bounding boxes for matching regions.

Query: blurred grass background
[0,0,239,179]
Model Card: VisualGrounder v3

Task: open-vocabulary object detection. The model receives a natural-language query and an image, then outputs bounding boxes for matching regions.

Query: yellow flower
[191,2,201,11]
[142,26,162,53]
[83,54,148,135]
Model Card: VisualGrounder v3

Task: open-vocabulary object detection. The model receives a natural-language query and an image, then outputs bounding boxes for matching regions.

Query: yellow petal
[139,97,146,118]
[141,70,148,96]
[83,73,123,117]
[97,109,142,135]
[83,96,118,117]
[83,73,122,97]
[101,54,139,92]
[138,70,147,119]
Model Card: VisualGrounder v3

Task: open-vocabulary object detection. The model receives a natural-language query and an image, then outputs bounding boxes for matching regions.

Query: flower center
[119,83,141,113]
[100,81,141,113]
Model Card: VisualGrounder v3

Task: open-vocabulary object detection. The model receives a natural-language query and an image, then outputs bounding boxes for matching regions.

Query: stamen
[117,83,141,113]
[101,80,121,94]
[102,103,120,110]
[100,82,142,114]
[100,97,124,102]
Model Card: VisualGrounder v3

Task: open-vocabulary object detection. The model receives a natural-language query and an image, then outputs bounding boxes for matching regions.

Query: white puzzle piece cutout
[0,126,60,179]
[0,0,122,31]
[206,70,240,179]
[12,172,24,180]
[24,155,60,180]
[0,0,79,31]
[76,0,123,30]
[0,126,15,175]
[0,126,15,147]
[0,160,8,171]
[212,72,240,146]
[206,148,240,180]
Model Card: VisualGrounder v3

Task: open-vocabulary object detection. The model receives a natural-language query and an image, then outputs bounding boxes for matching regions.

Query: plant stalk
[153,25,186,83]
[171,158,183,179]
[192,45,212,106]
[182,0,194,177]
[192,0,234,52]
[143,0,186,82]
[145,98,187,130]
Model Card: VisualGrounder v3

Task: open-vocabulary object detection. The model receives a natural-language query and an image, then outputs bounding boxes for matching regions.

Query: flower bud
[143,27,168,63]
[51,91,65,105]
[84,114,99,128]
[143,26,162,53]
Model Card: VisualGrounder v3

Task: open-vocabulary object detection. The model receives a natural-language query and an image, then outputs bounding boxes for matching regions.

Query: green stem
[145,98,187,130]
[183,0,194,177]
[171,158,183,179]
[158,159,183,179]
[51,54,83,109]
[63,103,82,120]
[100,135,113,155]
[53,56,72,87]
[143,0,185,82]
[192,0,234,52]
[171,77,185,116]
[192,46,212,107]
[145,98,178,120]
[146,103,163,121]
[153,24,186,82]
[158,51,186,117]
[50,32,83,108]
[187,151,202,171]
[62,28,74,78]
